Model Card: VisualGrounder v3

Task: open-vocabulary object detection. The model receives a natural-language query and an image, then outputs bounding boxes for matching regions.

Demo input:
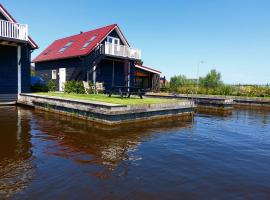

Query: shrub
[31,83,48,92]
[47,80,57,92]
[64,81,85,94]
[170,75,195,93]
[160,85,170,93]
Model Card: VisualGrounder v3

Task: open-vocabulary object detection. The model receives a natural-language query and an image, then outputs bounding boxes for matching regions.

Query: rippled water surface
[1,106,270,199]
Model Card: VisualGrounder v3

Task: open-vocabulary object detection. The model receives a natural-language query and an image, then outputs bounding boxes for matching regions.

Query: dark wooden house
[0,4,38,102]
[33,24,161,92]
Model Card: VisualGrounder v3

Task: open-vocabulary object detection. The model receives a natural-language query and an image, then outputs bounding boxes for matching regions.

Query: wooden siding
[106,29,125,45]
[21,44,31,93]
[0,12,7,21]
[35,57,84,91]
[0,44,32,101]
[96,59,126,88]
[35,54,136,91]
[35,56,161,92]
[0,45,17,94]
[134,67,160,91]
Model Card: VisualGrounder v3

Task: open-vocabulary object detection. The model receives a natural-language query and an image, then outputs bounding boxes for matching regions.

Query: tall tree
[199,69,223,88]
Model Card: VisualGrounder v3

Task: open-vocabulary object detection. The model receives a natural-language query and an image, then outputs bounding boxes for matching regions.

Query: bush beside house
[64,81,85,94]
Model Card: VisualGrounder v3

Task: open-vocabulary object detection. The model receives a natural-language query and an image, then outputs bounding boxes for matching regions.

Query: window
[114,39,119,45]
[52,70,57,79]
[81,35,97,49]
[59,41,73,53]
[108,37,113,43]
[107,36,120,45]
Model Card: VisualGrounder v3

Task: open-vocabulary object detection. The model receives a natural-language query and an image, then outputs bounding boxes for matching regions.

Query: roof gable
[0,4,38,49]
[0,11,8,20]
[33,24,129,63]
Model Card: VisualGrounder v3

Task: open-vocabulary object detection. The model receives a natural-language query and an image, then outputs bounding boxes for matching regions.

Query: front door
[59,68,66,92]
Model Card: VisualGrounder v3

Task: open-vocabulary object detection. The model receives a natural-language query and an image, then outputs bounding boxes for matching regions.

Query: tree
[199,69,223,88]
[169,75,195,92]
[170,75,189,88]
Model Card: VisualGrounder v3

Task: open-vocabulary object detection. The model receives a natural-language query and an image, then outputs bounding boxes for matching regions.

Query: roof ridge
[53,24,117,42]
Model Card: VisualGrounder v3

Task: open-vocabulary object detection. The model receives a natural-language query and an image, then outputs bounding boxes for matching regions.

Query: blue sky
[2,0,270,84]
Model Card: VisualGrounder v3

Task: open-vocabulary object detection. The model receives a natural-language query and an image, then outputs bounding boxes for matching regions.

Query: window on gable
[107,36,120,45]
[81,35,98,49]
[108,37,113,43]
[59,41,73,53]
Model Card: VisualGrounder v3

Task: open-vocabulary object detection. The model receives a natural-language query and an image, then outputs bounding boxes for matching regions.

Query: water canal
[0,106,270,199]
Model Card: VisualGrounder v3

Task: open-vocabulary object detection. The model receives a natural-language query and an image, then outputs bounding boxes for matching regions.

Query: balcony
[104,42,141,60]
[0,20,28,41]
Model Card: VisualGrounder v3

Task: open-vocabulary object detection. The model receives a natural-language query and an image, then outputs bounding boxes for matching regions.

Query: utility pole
[196,61,205,97]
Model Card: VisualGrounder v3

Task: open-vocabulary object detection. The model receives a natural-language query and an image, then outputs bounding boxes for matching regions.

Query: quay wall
[18,94,195,125]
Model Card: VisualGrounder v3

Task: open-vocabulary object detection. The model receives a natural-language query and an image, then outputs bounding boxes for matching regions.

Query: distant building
[160,76,168,87]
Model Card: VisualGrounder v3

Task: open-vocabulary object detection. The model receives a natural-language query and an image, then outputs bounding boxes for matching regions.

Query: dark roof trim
[135,64,161,75]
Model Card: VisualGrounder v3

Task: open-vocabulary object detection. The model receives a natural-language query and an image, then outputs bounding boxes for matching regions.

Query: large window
[59,41,73,53]
[81,35,97,49]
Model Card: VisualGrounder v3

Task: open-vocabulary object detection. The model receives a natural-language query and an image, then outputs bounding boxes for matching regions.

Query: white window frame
[52,70,57,79]
[107,36,120,45]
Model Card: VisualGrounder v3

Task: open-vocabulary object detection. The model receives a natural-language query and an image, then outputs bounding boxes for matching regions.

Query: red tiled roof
[33,24,126,63]
[0,4,38,49]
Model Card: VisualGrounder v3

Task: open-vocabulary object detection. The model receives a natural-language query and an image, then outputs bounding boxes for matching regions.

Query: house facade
[33,24,161,92]
[0,4,38,102]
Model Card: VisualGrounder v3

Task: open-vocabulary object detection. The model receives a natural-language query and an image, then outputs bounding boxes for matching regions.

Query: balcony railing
[0,20,28,41]
[104,42,141,60]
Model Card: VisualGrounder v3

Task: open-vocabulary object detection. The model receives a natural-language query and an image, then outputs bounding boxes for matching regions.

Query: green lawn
[36,92,178,105]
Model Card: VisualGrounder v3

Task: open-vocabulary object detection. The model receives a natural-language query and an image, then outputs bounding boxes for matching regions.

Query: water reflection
[234,108,270,127]
[31,110,193,177]
[0,107,34,198]
[1,106,270,199]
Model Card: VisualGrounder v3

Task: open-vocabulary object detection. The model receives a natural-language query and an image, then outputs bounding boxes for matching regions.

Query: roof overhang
[114,25,130,47]
[135,64,161,75]
[94,24,130,48]
[0,4,38,49]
